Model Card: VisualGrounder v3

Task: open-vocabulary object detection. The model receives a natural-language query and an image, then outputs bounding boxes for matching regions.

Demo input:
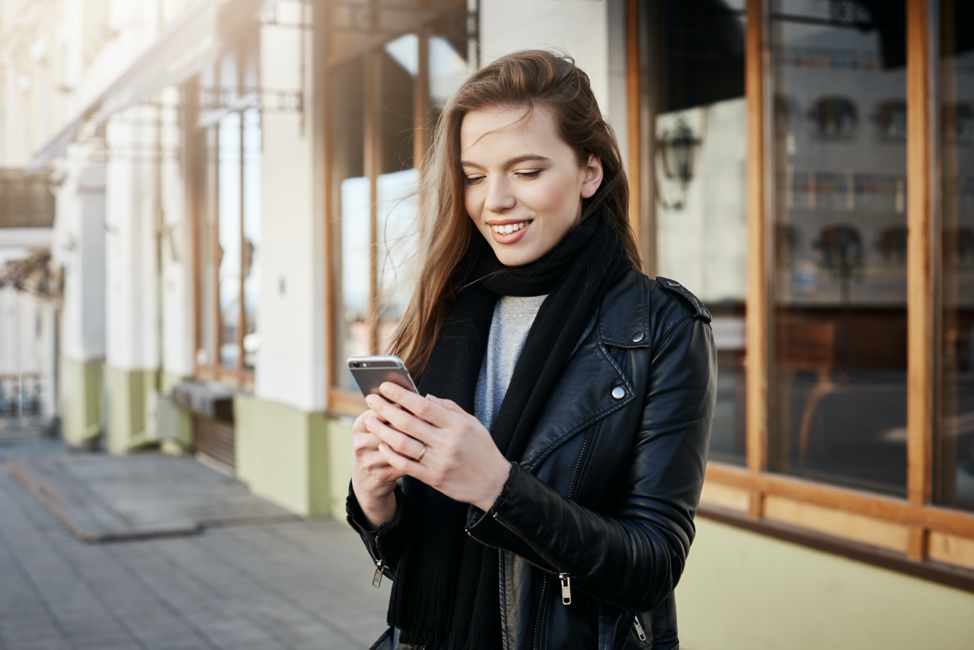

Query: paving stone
[1,439,390,650]
[73,638,142,650]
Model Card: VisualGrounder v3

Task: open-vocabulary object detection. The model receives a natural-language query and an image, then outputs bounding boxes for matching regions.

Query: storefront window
[936,0,974,511]
[644,0,748,465]
[242,106,261,369]
[770,0,907,496]
[330,54,368,390]
[218,111,242,368]
[193,40,261,379]
[197,124,217,368]
[327,2,475,393]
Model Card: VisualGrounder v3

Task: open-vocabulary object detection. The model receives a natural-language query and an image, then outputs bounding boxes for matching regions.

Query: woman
[348,50,716,649]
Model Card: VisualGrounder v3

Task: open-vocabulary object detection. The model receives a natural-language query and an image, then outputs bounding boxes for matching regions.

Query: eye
[515,170,542,180]
[465,175,485,185]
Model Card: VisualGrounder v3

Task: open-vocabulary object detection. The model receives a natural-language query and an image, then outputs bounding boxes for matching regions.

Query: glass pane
[242,107,261,370]
[197,123,217,367]
[770,0,907,496]
[376,40,419,354]
[936,0,974,511]
[218,112,241,368]
[330,55,368,390]
[647,0,747,465]
[427,8,478,129]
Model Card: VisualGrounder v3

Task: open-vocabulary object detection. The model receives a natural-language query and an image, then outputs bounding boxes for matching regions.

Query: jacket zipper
[372,559,384,588]
[473,512,573,606]
[558,573,572,605]
[368,532,386,588]
[633,615,647,641]
[533,574,548,650]
[566,424,596,501]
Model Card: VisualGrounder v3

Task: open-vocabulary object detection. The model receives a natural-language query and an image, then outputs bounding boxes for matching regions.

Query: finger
[378,383,455,428]
[427,395,461,411]
[367,393,440,444]
[378,443,432,483]
[364,416,427,461]
[351,430,382,456]
[352,408,379,433]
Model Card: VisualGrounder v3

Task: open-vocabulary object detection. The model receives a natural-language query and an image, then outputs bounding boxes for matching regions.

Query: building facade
[2,0,973,647]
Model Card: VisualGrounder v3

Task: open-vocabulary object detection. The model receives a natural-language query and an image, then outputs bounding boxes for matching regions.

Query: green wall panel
[160,371,192,448]
[103,365,158,453]
[59,355,103,446]
[676,518,974,649]
[323,417,354,517]
[234,394,334,517]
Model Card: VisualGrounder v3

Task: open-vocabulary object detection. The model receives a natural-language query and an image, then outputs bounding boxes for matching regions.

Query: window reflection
[218,111,242,368]
[197,125,216,367]
[646,0,747,465]
[242,107,261,370]
[771,0,907,496]
[330,55,367,390]
[936,0,974,511]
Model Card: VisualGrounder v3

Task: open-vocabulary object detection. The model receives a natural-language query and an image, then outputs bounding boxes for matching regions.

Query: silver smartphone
[347,354,419,397]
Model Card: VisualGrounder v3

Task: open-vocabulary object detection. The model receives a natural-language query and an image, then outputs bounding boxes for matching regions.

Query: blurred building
[1,0,973,647]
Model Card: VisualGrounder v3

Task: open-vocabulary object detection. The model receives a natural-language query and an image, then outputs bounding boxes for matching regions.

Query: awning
[26,0,264,173]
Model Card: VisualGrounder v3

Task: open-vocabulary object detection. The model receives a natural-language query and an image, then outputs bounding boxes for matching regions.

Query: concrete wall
[677,518,974,649]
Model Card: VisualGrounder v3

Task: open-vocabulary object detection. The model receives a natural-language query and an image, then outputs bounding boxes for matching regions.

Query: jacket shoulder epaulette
[655,276,712,323]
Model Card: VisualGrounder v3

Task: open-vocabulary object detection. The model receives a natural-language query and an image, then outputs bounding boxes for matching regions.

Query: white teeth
[490,222,527,235]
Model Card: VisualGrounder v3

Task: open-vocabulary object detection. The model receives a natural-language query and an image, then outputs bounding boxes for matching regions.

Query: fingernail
[365,394,377,406]
[426,394,438,402]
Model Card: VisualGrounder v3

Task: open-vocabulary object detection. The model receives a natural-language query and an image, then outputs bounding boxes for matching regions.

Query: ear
[580,154,603,199]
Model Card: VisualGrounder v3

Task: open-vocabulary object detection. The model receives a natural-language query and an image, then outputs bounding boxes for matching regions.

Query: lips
[487,220,531,244]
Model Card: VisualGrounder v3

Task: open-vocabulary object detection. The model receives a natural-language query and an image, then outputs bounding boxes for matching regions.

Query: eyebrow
[460,154,550,169]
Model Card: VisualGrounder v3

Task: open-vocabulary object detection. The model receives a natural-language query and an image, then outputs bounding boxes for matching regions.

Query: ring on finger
[416,445,427,462]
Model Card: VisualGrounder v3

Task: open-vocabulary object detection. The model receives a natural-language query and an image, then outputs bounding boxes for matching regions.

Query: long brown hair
[391,49,641,378]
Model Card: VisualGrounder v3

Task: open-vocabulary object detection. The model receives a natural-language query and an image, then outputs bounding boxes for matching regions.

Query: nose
[483,176,516,214]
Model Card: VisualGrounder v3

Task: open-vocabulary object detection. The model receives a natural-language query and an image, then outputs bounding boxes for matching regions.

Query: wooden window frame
[626,0,974,586]
[189,50,257,391]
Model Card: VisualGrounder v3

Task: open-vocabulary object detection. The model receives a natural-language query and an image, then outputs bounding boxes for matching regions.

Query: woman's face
[460,105,603,266]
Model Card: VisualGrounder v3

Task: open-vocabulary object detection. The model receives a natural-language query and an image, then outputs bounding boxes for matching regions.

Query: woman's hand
[350,407,406,527]
[364,382,512,511]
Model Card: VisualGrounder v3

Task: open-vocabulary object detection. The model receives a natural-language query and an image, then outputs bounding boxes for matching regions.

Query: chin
[494,249,542,267]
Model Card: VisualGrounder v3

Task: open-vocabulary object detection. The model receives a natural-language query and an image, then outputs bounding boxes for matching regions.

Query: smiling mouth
[489,221,530,235]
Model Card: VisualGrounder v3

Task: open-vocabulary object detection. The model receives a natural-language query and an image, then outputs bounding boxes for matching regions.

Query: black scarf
[390,212,631,649]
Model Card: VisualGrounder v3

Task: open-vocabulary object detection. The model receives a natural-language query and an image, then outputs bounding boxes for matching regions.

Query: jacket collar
[519,269,648,469]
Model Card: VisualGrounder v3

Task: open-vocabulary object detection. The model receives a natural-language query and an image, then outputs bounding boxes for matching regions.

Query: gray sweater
[473,295,547,432]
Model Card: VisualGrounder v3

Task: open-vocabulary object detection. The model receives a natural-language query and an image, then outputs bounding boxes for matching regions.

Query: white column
[254,15,325,412]
[56,161,107,362]
[104,112,159,371]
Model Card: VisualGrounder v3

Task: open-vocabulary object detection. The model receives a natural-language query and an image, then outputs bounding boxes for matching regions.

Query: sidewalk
[0,430,389,650]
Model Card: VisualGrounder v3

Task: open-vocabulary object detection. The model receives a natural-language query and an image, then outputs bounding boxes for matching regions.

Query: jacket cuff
[346,482,406,539]
[466,462,519,529]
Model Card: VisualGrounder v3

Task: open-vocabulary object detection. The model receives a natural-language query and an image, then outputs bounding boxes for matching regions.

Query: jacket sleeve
[346,483,411,581]
[465,309,716,612]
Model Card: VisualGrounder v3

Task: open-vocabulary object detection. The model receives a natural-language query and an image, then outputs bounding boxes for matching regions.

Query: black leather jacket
[348,270,717,649]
